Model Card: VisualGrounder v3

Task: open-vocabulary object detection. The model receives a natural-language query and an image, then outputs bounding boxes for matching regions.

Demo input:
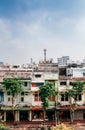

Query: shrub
[50,123,74,130]
[0,123,9,130]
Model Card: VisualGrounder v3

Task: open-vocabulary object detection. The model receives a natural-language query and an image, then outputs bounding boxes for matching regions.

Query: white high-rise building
[57,56,69,66]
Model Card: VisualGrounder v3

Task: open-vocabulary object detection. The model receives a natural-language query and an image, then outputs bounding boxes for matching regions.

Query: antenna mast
[44,49,46,63]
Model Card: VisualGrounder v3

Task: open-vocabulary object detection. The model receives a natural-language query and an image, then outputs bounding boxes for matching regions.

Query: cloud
[0,8,85,64]
[76,17,85,35]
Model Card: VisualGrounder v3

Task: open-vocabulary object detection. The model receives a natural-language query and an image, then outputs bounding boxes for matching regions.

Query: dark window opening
[8,97,11,101]
[21,92,24,95]
[6,111,14,121]
[75,94,82,101]
[7,92,10,95]
[65,94,68,101]
[21,97,24,102]
[36,83,44,86]
[69,82,73,85]
[20,111,28,121]
[61,94,68,101]
[35,74,41,78]
[62,111,70,120]
[24,82,28,87]
[61,94,64,101]
[34,93,41,101]
[83,112,85,119]
[60,82,66,85]
[32,110,42,119]
[59,68,66,76]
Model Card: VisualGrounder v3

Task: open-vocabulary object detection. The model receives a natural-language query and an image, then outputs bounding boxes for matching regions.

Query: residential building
[0,60,85,123]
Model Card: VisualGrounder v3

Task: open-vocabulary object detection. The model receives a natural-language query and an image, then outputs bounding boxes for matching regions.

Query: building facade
[0,62,85,123]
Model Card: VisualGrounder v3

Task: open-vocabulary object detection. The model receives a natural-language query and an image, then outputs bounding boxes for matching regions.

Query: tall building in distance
[57,56,69,66]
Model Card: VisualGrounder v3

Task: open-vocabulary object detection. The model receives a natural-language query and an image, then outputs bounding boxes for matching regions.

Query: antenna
[44,49,46,63]
[30,58,33,64]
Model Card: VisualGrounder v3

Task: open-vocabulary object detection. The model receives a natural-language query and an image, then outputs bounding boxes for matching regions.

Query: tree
[65,81,85,124]
[39,81,56,123]
[2,78,23,122]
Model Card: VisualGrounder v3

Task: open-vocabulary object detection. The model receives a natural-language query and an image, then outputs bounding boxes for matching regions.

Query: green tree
[39,81,56,123]
[66,81,85,124]
[2,78,23,122]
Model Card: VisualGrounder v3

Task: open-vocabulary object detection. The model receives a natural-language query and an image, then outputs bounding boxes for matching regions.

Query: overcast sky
[0,0,85,64]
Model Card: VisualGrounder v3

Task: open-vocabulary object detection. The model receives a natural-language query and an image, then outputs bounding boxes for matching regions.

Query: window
[32,83,36,87]
[60,82,66,85]
[34,94,38,101]
[21,92,29,96]
[21,92,24,96]
[83,72,85,76]
[61,94,68,101]
[24,82,28,87]
[35,74,41,78]
[75,94,82,101]
[21,97,24,102]
[61,94,64,101]
[8,97,11,102]
[79,94,82,101]
[69,82,73,85]
[32,83,44,87]
[7,92,10,95]
[24,92,29,95]
[48,96,55,101]
[65,94,68,101]
[36,83,44,87]
[34,93,41,101]
[21,92,29,102]
[59,68,66,76]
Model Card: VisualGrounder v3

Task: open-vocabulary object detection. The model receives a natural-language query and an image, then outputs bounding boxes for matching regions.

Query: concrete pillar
[55,80,58,89]
[28,111,29,121]
[15,111,19,121]
[83,92,85,104]
[4,111,6,121]
[29,110,32,121]
[17,111,19,121]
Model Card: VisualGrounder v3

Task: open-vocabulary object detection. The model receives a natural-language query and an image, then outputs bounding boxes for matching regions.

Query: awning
[59,105,85,110]
[57,105,70,110]
[1,107,29,111]
[30,107,42,110]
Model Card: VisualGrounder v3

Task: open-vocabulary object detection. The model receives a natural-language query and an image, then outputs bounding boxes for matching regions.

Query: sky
[0,0,85,64]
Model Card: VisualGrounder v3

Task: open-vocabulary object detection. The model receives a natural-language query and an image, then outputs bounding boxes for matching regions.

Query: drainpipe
[55,99,57,125]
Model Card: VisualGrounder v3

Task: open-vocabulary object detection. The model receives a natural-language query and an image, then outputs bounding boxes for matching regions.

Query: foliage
[2,78,23,97]
[65,81,85,124]
[66,81,85,102]
[2,78,23,122]
[0,123,9,130]
[39,81,56,123]
[39,81,56,110]
[50,123,74,130]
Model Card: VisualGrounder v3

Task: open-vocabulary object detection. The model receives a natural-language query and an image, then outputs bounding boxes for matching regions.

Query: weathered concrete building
[0,61,85,123]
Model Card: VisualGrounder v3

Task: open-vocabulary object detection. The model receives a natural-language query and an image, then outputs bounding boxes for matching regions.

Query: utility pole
[55,81,58,125]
